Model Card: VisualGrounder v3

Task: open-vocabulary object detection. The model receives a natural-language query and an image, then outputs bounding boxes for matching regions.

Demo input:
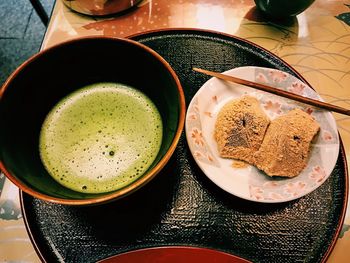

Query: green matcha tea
[39,83,163,193]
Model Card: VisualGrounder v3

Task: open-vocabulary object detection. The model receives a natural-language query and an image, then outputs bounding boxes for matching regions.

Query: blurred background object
[254,0,315,19]
[62,0,143,16]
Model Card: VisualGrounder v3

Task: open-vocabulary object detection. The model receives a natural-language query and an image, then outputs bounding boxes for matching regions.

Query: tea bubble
[39,82,162,193]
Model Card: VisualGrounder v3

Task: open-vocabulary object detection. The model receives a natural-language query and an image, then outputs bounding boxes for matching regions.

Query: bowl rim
[0,36,186,205]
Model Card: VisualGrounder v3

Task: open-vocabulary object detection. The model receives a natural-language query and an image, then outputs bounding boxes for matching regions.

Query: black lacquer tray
[21,29,348,263]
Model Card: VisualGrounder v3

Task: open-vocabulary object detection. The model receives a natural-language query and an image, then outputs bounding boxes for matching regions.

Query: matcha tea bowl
[0,36,185,205]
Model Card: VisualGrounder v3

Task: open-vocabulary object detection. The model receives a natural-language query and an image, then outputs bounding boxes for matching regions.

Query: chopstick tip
[192,67,207,74]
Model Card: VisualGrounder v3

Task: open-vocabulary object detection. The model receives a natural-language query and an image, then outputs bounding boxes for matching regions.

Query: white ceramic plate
[185,66,339,203]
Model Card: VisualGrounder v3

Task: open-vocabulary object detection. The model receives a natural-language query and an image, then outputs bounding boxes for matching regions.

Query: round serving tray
[21,29,348,263]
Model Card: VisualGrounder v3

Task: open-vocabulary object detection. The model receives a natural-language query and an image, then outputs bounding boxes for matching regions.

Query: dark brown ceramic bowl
[254,0,315,19]
[0,36,185,205]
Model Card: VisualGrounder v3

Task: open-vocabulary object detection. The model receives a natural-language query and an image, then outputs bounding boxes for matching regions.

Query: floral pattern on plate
[186,97,220,167]
[185,66,339,203]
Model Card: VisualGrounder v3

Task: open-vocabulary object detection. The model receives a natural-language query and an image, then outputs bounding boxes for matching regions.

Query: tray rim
[20,28,349,263]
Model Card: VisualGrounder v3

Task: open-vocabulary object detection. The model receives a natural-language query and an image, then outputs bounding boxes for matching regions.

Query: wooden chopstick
[193,67,350,116]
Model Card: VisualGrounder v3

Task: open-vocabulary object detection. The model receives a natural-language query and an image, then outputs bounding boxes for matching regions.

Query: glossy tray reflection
[21,29,348,263]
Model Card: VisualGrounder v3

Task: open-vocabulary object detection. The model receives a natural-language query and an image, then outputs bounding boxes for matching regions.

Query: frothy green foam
[39,83,163,193]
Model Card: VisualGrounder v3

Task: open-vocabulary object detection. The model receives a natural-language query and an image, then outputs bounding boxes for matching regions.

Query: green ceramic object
[254,0,315,19]
[0,37,185,205]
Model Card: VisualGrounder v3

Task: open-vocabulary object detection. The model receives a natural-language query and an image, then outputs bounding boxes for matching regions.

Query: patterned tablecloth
[1,0,349,262]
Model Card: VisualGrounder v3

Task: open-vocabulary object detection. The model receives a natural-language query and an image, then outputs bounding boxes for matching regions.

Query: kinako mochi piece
[253,108,320,177]
[214,95,270,164]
